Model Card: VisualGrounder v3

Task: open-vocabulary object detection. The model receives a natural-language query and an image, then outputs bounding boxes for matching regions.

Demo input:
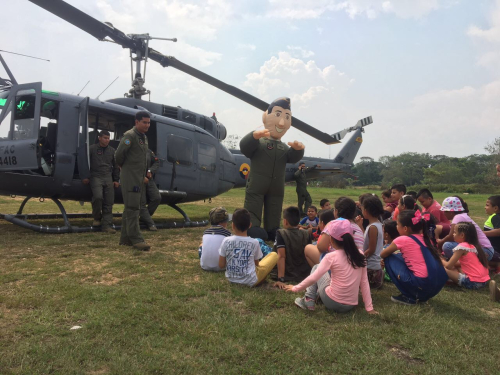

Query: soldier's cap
[209,207,229,224]
[267,97,291,113]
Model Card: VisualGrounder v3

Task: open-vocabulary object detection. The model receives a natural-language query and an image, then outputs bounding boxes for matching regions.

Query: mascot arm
[239,131,260,158]
[287,147,305,164]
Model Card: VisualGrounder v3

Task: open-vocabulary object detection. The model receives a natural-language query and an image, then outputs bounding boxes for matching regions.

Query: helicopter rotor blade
[28,0,136,49]
[29,0,341,145]
[148,50,341,145]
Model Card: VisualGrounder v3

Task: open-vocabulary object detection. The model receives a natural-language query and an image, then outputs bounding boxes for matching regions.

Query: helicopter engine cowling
[217,122,227,141]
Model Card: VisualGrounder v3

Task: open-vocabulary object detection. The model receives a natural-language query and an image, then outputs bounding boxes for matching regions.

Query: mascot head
[262,97,291,140]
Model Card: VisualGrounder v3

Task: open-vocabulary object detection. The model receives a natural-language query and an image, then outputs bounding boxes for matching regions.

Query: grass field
[1,187,499,374]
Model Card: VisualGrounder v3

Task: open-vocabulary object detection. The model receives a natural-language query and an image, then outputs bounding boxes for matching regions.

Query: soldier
[139,149,161,231]
[294,162,320,217]
[82,130,120,233]
[115,111,151,251]
[240,97,305,240]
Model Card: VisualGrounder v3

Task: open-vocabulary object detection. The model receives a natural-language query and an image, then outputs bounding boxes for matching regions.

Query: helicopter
[0,0,373,234]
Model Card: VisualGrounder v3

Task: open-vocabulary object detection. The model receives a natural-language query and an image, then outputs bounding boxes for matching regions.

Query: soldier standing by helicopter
[294,162,320,217]
[115,111,151,251]
[139,149,161,231]
[82,130,120,233]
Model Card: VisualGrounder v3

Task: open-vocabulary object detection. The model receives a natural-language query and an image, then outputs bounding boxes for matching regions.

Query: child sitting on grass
[283,220,377,314]
[361,196,385,289]
[320,199,331,211]
[383,219,400,248]
[199,207,231,272]
[304,209,336,267]
[441,222,490,290]
[218,208,278,286]
[273,206,312,285]
[484,195,500,268]
[391,184,407,221]
[438,196,494,261]
[381,210,448,305]
[299,206,319,234]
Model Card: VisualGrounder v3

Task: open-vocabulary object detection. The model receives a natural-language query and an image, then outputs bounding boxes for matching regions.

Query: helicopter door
[0,82,42,170]
[76,97,90,179]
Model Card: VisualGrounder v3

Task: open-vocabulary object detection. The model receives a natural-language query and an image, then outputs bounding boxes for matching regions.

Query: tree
[351,157,383,185]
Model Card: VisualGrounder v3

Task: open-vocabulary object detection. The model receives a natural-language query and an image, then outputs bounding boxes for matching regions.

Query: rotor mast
[125,33,177,99]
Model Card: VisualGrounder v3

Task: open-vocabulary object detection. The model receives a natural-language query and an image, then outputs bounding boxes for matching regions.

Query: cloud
[467,0,500,43]
[237,44,257,51]
[287,46,315,58]
[266,0,451,20]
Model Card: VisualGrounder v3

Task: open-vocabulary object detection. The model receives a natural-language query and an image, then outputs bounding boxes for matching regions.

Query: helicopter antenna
[95,76,119,100]
[0,49,50,62]
[77,80,90,96]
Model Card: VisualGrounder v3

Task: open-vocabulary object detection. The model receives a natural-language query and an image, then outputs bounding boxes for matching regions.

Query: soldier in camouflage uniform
[115,111,151,251]
[139,149,161,231]
[294,162,319,217]
[240,97,305,240]
[82,130,120,233]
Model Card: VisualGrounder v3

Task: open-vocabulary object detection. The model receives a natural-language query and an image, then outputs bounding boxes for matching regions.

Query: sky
[2,0,500,163]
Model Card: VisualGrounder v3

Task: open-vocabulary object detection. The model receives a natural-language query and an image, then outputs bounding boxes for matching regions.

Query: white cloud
[266,0,451,20]
[287,46,315,58]
[467,0,500,43]
[237,43,257,51]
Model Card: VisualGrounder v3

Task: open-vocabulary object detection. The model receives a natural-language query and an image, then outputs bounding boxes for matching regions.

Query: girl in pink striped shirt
[283,220,377,314]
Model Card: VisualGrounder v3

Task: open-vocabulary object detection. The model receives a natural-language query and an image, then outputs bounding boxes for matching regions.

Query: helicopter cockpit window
[0,97,12,140]
[166,134,192,167]
[13,92,37,140]
[198,142,216,172]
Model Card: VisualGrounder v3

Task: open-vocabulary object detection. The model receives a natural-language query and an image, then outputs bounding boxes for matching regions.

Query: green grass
[1,187,499,374]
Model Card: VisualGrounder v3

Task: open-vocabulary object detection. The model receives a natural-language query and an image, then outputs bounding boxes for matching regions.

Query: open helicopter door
[76,97,90,179]
[0,82,42,170]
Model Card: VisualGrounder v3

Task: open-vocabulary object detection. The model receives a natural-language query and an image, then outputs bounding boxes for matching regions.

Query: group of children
[198,186,500,314]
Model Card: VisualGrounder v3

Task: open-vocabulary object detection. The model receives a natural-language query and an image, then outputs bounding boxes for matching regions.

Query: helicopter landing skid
[0,197,208,234]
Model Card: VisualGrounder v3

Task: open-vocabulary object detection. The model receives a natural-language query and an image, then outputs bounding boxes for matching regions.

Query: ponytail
[339,233,366,269]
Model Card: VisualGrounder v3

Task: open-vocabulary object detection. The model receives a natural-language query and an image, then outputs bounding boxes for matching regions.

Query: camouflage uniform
[139,149,161,228]
[115,128,149,245]
[294,165,317,216]
[240,132,304,234]
[88,143,119,229]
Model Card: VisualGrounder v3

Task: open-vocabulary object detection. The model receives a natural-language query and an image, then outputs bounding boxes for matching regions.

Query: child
[484,195,500,265]
[199,207,231,271]
[438,196,495,261]
[273,206,312,284]
[283,220,377,314]
[441,222,490,289]
[361,196,385,289]
[329,197,365,250]
[416,188,451,237]
[218,208,278,286]
[304,209,336,267]
[320,199,331,211]
[382,189,396,220]
[390,184,406,221]
[398,195,417,212]
[381,210,448,305]
[299,206,319,231]
[383,219,400,248]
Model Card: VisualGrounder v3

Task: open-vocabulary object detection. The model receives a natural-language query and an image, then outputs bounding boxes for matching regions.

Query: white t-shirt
[200,226,231,271]
[219,235,263,286]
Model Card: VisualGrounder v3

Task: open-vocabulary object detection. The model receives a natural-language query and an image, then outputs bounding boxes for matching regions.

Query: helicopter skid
[0,197,208,234]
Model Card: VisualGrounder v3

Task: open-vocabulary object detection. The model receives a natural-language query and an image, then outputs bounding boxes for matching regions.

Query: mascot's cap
[209,207,229,224]
[267,97,291,113]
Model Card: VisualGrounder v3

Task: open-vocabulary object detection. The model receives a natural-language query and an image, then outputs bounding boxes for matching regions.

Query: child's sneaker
[490,280,500,302]
[295,297,315,311]
[390,294,417,306]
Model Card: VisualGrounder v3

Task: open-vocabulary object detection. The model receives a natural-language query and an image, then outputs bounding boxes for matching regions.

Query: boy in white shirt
[219,208,278,286]
[199,207,231,271]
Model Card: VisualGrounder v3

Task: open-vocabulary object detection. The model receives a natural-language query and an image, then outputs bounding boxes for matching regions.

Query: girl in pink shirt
[381,210,448,305]
[441,222,490,289]
[283,220,377,314]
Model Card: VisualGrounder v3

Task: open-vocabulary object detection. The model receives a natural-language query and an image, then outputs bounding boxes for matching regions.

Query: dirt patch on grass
[388,345,424,365]
[480,307,500,317]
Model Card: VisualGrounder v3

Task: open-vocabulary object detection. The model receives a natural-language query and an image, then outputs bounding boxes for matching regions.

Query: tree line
[349,137,500,191]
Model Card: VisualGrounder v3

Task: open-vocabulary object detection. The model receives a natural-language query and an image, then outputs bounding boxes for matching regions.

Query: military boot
[133,242,151,251]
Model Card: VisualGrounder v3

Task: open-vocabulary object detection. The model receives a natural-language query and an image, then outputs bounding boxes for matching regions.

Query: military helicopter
[0,0,373,233]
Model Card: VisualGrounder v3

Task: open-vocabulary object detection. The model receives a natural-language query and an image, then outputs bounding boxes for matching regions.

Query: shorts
[367,269,384,289]
[457,273,487,290]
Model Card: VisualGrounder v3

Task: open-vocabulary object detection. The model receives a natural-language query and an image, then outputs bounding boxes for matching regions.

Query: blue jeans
[443,242,494,261]
[458,273,487,290]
